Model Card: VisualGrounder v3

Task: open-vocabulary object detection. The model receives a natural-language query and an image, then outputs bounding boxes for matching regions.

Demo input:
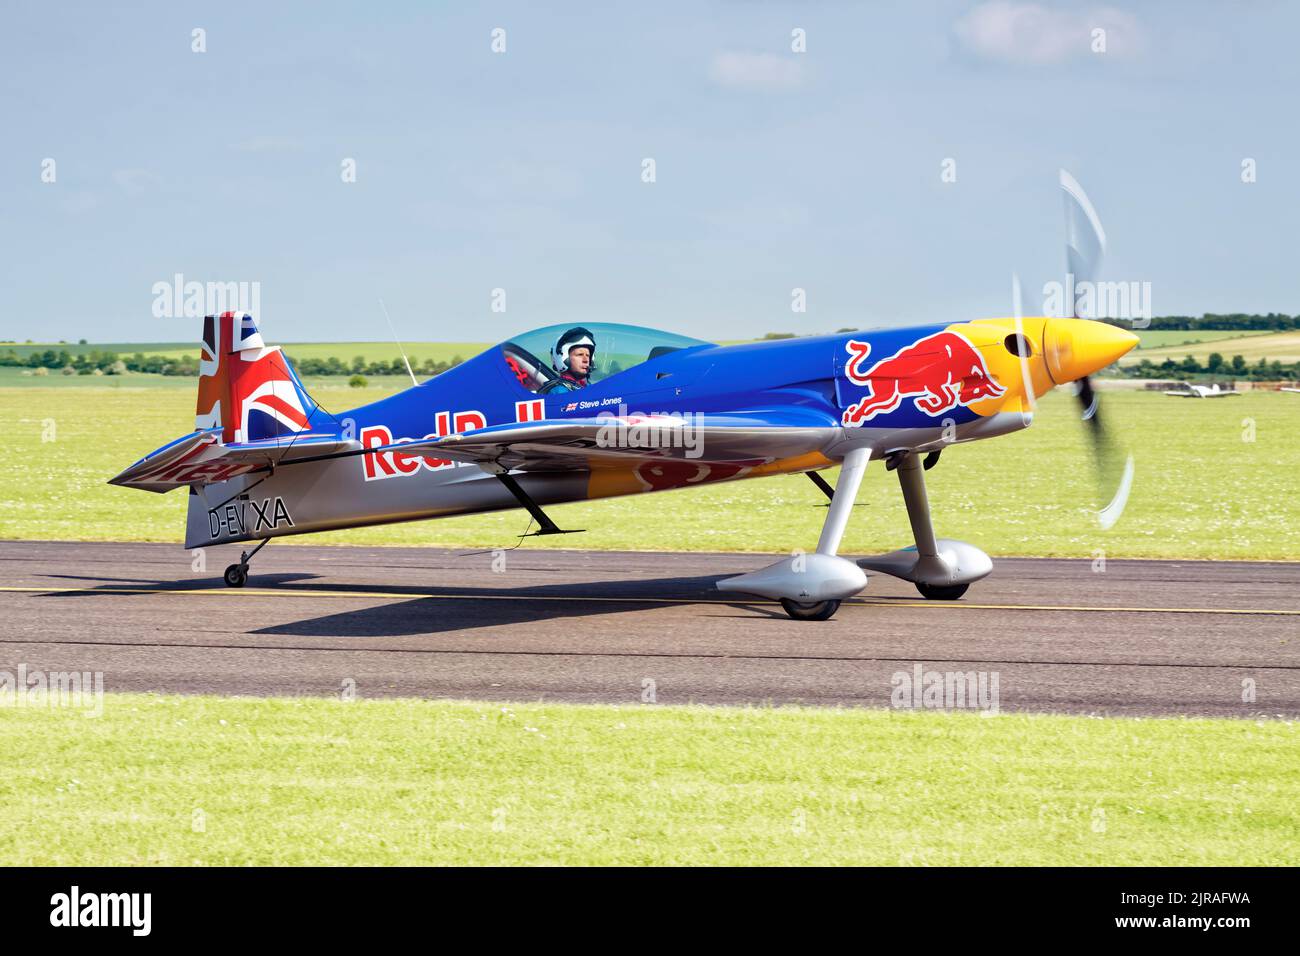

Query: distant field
[1132,329,1272,349]
[1124,330,1300,365]
[0,367,184,388]
[0,341,192,357]
[279,342,487,364]
[1,385,1297,559]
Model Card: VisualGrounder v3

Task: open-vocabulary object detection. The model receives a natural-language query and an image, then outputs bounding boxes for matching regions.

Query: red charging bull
[841,331,1006,426]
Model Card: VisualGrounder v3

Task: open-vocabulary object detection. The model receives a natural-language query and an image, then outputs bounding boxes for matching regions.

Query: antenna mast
[378,297,419,388]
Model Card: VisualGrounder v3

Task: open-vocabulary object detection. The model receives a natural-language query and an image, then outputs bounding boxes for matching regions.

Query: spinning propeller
[1013,170,1136,530]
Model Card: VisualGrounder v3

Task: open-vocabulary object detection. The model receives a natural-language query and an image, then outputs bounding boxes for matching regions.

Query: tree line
[1114,354,1297,381]
[1101,313,1299,331]
[4,312,1298,378]
[0,348,465,378]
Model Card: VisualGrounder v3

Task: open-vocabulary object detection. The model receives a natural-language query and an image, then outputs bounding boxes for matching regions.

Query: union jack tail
[196,312,319,444]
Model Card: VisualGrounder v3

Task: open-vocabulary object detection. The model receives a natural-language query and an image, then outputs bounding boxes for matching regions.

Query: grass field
[1125,330,1300,365]
[0,693,1293,865]
[1132,329,1273,349]
[277,342,486,364]
[0,341,194,357]
[1,384,1296,559]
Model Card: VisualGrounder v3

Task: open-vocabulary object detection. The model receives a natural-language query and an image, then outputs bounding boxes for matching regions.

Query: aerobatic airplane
[1163,381,1240,398]
[110,174,1140,620]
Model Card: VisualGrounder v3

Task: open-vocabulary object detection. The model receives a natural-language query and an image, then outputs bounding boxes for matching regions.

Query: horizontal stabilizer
[109,430,359,493]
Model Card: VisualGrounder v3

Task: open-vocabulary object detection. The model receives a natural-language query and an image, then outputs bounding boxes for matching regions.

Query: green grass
[2,385,1296,559]
[0,341,193,357]
[1132,329,1273,350]
[279,342,487,364]
[0,367,188,387]
[0,693,1293,865]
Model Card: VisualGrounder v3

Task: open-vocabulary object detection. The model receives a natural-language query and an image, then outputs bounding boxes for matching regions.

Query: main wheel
[915,581,968,601]
[779,598,841,621]
[223,563,248,588]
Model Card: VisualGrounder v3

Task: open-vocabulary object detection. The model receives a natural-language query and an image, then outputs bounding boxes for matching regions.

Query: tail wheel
[779,598,841,621]
[915,581,968,601]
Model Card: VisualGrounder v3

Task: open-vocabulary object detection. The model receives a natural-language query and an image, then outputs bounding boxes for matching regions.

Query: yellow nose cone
[1044,318,1139,384]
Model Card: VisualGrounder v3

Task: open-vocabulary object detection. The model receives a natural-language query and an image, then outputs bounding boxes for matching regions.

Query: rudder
[196,311,319,444]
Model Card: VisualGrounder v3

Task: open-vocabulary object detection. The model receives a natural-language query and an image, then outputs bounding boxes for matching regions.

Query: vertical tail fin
[196,312,319,444]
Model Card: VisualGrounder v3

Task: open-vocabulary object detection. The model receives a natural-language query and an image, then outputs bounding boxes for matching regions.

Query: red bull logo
[841,331,1006,426]
[126,432,261,486]
[359,410,486,481]
[633,458,755,492]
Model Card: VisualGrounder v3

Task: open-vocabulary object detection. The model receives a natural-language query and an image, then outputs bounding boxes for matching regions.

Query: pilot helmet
[552,326,596,375]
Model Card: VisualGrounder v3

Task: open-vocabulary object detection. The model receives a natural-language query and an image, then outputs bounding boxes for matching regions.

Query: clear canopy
[501,322,710,393]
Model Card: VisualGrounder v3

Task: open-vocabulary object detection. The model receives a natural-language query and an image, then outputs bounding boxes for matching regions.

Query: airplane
[109,174,1140,621]
[1163,381,1240,398]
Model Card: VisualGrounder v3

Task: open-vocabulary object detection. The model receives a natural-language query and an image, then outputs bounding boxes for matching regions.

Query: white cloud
[954,2,1141,65]
[709,51,804,92]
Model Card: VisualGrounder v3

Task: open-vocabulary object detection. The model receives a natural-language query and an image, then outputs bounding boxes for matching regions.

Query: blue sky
[2,1,1298,344]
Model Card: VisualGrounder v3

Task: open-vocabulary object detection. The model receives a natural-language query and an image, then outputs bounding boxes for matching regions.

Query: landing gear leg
[718,449,871,619]
[224,538,270,589]
[895,453,969,600]
[779,446,871,621]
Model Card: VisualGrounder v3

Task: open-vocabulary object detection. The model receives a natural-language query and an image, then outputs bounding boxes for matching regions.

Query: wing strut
[805,471,836,501]
[493,473,585,537]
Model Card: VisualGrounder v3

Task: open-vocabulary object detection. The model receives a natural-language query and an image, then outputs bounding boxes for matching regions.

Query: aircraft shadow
[42,572,323,591]
[253,573,757,637]
[34,571,769,636]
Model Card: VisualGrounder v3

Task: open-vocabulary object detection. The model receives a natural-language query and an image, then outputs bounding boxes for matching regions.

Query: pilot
[542,326,596,393]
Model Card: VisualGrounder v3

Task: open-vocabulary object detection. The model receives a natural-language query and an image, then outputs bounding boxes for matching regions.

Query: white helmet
[551,326,596,374]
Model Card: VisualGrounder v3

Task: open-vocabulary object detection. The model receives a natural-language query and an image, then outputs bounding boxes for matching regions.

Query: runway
[2,540,1297,717]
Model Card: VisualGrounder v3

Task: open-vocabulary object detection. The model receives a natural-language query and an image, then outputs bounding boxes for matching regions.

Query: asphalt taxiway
[1,541,1296,716]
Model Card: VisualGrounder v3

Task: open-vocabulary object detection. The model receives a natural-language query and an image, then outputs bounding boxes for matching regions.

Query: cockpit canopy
[501,322,711,393]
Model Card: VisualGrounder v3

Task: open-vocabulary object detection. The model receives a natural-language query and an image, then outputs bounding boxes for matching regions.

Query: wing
[387,411,840,473]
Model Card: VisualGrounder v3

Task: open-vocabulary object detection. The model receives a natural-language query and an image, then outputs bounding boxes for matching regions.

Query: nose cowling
[1043,318,1139,384]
